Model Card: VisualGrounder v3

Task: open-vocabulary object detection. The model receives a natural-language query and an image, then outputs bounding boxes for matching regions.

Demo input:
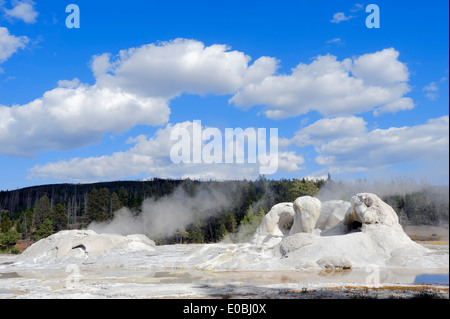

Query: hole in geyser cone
[278,213,294,236]
[349,221,363,232]
[72,245,86,251]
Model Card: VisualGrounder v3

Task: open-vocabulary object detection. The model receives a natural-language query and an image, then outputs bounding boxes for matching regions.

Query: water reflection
[414,273,449,285]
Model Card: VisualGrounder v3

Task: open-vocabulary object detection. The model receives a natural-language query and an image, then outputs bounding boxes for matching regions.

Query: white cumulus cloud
[0,82,170,157]
[330,12,355,23]
[230,48,414,119]
[279,115,449,181]
[3,0,39,24]
[291,116,450,174]
[0,26,28,63]
[423,81,440,101]
[94,38,274,99]
[288,116,368,147]
[29,121,304,182]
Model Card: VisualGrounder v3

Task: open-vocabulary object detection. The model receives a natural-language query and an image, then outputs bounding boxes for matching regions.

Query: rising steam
[88,185,236,238]
[317,177,449,201]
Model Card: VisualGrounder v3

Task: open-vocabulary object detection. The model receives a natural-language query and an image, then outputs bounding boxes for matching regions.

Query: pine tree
[287,178,320,201]
[85,189,100,224]
[241,204,254,226]
[175,228,189,244]
[33,218,54,241]
[33,195,51,228]
[118,186,129,207]
[214,220,228,241]
[257,206,266,222]
[110,192,122,218]
[98,188,111,220]
[50,203,68,232]
[0,214,12,233]
[187,211,205,243]
[224,212,237,234]
[85,188,110,223]
[0,229,20,253]
[16,208,33,239]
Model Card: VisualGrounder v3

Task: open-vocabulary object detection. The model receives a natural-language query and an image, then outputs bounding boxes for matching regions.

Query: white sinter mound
[289,196,321,235]
[251,202,294,245]
[15,230,156,266]
[247,192,447,270]
[14,193,449,272]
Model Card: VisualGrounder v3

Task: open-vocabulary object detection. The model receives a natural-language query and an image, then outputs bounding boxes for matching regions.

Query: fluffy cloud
[94,38,275,99]
[423,81,439,101]
[0,26,28,63]
[288,116,367,147]
[330,12,355,23]
[3,0,38,24]
[351,48,409,85]
[287,116,449,174]
[230,48,414,119]
[326,38,342,45]
[0,81,169,156]
[277,151,305,172]
[29,121,305,182]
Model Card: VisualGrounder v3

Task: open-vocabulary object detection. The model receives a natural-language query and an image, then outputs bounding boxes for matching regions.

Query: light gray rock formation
[289,196,321,235]
[251,203,294,244]
[15,230,156,265]
[322,193,405,236]
[286,193,434,269]
[278,233,316,256]
[316,256,352,270]
[343,192,401,230]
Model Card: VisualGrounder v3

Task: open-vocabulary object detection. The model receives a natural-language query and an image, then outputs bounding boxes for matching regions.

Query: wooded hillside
[0,177,448,252]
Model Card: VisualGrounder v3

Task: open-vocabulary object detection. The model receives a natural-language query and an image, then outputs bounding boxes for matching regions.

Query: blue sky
[0,0,448,190]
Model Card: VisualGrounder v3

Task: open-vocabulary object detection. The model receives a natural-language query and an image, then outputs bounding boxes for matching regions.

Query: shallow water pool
[414,273,449,285]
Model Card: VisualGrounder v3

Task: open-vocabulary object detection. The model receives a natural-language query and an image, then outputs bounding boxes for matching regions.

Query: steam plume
[88,184,236,238]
